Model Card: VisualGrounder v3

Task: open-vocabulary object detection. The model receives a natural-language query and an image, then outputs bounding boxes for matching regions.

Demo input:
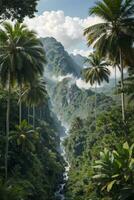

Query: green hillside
[48,77,114,125]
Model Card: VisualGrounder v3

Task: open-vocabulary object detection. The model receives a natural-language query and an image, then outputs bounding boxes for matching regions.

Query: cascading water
[45,82,70,200]
[55,130,70,200]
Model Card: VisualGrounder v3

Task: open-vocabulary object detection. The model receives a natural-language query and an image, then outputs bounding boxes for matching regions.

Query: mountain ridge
[42,37,82,77]
[41,37,115,125]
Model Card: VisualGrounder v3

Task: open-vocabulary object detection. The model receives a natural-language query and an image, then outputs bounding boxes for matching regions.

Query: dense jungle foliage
[63,0,134,199]
[0,0,39,21]
[1,0,134,200]
[64,105,134,200]
[0,20,65,200]
[0,89,64,200]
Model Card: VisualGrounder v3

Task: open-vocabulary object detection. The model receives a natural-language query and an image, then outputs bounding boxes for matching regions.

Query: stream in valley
[55,129,70,200]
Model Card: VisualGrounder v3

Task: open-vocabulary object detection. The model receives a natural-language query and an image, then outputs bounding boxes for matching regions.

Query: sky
[25,0,101,56]
[37,0,94,18]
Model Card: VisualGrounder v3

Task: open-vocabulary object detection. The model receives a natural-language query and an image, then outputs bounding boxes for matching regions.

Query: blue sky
[37,0,95,18]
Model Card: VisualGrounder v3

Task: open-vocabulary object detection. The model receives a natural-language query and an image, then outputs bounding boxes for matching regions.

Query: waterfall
[55,128,70,200]
[45,77,70,199]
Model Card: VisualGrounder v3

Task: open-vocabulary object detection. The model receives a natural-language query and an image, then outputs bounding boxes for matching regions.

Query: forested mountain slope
[42,37,114,125]
[47,77,114,125]
[42,37,82,77]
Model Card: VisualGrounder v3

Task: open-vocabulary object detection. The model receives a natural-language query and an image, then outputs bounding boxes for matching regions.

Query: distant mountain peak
[41,37,83,77]
[70,54,87,67]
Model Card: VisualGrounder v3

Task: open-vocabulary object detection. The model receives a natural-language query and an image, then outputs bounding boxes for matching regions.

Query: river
[55,130,70,200]
[45,81,70,200]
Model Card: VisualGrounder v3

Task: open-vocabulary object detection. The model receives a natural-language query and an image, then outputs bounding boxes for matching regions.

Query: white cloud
[24,10,103,50]
[76,78,104,90]
[108,66,121,79]
[51,74,74,82]
[76,78,93,89]
[48,69,121,91]
[71,49,90,57]
[50,73,104,90]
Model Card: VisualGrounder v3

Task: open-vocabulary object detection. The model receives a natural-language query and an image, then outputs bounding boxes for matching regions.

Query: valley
[41,37,119,200]
[0,1,134,199]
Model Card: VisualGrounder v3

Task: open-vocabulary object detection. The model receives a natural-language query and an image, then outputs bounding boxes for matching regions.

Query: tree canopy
[0,0,39,21]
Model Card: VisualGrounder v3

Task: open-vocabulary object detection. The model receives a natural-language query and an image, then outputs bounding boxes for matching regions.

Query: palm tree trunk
[114,65,118,101]
[33,105,35,128]
[95,82,97,127]
[5,72,11,180]
[19,85,22,125]
[115,65,117,88]
[119,49,125,122]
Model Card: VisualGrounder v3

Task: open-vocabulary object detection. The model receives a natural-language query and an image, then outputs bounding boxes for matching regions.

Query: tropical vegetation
[0,0,39,21]
[84,0,134,122]
[83,52,110,124]
[0,0,134,200]
[0,12,64,200]
[64,0,134,200]
[0,21,46,180]
[93,142,134,200]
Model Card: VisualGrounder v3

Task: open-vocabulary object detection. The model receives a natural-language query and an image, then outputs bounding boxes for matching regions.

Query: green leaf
[93,165,103,169]
[129,158,134,169]
[92,174,108,179]
[113,150,119,157]
[107,180,116,192]
[130,143,134,157]
[101,184,107,191]
[124,175,129,181]
[123,142,129,150]
[112,174,120,178]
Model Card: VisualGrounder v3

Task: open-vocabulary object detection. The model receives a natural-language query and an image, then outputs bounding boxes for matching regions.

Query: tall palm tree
[10,120,39,153]
[0,21,46,180]
[15,28,46,124]
[83,52,110,125]
[23,77,47,128]
[84,0,134,121]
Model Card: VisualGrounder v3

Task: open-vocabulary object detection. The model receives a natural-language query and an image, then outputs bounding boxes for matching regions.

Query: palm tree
[0,21,46,180]
[84,0,134,121]
[83,52,110,125]
[10,120,39,153]
[23,77,47,128]
[15,28,46,124]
